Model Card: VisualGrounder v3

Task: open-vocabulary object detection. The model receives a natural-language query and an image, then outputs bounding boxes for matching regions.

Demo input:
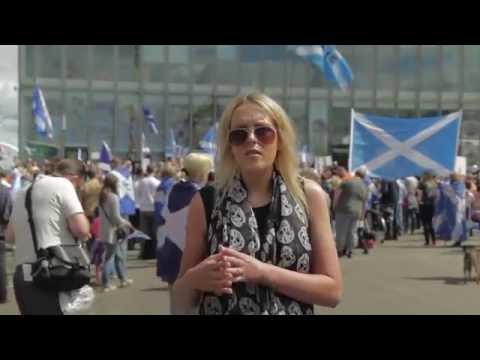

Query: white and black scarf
[199,171,314,315]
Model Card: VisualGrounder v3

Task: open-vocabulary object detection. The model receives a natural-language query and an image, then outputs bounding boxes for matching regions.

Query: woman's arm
[223,179,342,307]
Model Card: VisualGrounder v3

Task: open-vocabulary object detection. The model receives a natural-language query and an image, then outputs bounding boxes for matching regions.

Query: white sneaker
[102,285,117,293]
[119,279,134,288]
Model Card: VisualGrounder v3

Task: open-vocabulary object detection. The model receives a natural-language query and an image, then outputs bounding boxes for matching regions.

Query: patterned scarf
[198,171,314,315]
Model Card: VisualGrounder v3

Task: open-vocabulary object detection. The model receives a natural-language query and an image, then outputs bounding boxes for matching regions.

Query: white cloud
[0,45,18,83]
[0,45,18,147]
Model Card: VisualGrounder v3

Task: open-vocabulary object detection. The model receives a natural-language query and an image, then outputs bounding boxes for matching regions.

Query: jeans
[335,213,360,255]
[102,240,128,287]
[420,204,436,245]
[405,208,417,234]
[395,202,403,235]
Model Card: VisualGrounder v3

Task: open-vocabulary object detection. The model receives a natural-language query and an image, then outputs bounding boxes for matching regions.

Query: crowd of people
[0,91,478,315]
[298,163,480,256]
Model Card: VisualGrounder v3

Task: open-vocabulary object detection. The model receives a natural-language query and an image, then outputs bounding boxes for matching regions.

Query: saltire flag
[143,106,159,134]
[32,84,54,139]
[114,165,136,216]
[322,45,354,92]
[293,45,327,71]
[156,181,200,282]
[199,124,217,155]
[349,110,462,180]
[98,141,112,172]
[293,45,353,92]
[433,180,467,242]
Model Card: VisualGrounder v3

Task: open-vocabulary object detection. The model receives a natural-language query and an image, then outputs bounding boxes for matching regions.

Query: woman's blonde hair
[216,92,308,212]
[183,152,214,183]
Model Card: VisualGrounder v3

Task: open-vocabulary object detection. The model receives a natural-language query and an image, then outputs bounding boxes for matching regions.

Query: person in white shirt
[137,165,161,259]
[5,159,90,315]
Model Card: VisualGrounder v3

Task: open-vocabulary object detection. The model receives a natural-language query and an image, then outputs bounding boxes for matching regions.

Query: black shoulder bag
[25,181,91,292]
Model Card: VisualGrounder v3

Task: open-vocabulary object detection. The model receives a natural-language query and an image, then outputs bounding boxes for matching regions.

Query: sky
[0,45,18,147]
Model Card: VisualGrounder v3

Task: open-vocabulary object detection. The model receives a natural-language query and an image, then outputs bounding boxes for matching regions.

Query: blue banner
[349,110,462,180]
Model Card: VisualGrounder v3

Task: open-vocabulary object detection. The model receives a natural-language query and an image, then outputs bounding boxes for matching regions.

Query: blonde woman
[173,93,342,315]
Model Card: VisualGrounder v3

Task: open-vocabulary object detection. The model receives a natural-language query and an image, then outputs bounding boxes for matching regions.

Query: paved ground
[2,232,480,315]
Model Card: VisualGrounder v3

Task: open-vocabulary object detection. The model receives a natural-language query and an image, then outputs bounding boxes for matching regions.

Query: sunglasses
[229,126,277,146]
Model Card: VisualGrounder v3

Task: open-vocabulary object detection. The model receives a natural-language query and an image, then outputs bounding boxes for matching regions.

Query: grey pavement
[2,232,480,315]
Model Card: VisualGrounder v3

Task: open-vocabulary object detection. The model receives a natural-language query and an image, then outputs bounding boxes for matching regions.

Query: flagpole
[60,114,66,158]
[285,52,296,113]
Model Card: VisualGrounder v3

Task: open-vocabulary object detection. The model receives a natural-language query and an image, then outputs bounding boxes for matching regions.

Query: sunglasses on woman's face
[229,126,277,146]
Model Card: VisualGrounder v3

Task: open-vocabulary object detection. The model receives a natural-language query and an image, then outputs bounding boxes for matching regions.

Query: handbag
[25,181,91,292]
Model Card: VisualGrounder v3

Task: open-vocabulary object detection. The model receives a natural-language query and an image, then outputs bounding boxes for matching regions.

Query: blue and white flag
[322,46,354,92]
[433,181,467,242]
[32,84,54,139]
[112,165,136,216]
[293,45,353,91]
[349,110,462,180]
[293,46,326,71]
[199,124,217,155]
[156,180,200,282]
[143,106,159,135]
[98,141,112,171]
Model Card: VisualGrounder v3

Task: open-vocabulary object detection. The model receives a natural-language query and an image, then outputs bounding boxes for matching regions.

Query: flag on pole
[143,106,159,135]
[32,84,54,139]
[293,45,354,92]
[165,129,177,158]
[199,124,217,155]
[98,141,112,171]
[322,45,354,92]
[293,45,327,71]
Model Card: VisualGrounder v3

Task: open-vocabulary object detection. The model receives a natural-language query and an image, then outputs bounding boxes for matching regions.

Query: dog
[463,247,480,284]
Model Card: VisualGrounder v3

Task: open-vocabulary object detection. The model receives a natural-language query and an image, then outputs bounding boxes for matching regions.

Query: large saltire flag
[349,110,462,180]
[32,84,54,139]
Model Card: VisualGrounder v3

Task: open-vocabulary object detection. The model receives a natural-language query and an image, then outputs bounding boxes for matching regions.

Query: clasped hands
[187,245,267,296]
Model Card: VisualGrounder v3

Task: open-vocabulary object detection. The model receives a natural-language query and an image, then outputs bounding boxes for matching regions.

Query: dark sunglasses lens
[255,127,276,144]
[229,129,248,145]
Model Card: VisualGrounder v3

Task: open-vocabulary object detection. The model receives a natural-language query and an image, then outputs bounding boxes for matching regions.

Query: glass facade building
[18,45,480,164]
